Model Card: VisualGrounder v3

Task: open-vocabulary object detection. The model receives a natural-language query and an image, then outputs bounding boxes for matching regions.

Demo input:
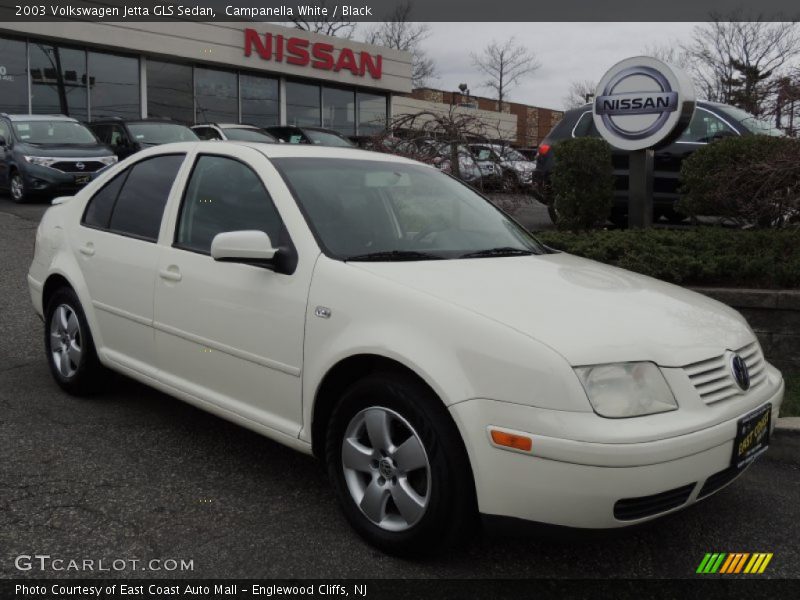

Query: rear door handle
[79,242,95,256]
[159,265,182,282]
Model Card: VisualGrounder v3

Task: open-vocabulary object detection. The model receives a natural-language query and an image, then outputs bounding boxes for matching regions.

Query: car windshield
[272,157,545,260]
[304,129,354,147]
[12,120,97,144]
[128,123,198,144]
[722,106,785,137]
[222,127,276,142]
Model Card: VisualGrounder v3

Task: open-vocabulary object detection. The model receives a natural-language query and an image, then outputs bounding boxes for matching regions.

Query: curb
[768,417,800,464]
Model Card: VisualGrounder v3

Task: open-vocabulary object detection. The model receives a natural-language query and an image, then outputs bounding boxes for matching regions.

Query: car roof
[124,140,426,165]
[192,123,261,130]
[93,118,187,125]
[4,114,77,122]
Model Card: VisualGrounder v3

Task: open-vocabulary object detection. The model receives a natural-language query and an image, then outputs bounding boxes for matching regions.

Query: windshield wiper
[345,250,444,262]
[460,247,535,258]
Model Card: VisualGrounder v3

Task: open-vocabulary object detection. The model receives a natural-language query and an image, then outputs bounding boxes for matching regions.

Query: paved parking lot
[1,195,799,580]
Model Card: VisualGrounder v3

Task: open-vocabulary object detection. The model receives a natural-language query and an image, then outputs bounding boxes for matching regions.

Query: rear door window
[107,154,185,241]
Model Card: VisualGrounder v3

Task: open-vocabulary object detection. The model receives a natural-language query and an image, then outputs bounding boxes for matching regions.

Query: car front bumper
[21,164,96,196]
[449,374,784,529]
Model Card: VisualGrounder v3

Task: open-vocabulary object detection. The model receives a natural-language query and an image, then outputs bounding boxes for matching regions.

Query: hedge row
[534,228,800,289]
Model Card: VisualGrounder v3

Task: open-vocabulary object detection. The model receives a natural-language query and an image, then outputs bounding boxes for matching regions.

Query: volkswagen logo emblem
[593,56,695,151]
[730,353,751,391]
[75,162,85,170]
[595,66,678,141]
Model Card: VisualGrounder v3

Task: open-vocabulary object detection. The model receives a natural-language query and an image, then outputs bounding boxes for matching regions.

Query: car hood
[351,253,754,367]
[15,143,114,158]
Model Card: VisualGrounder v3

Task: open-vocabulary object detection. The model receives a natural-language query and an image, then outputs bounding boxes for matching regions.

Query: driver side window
[679,110,737,143]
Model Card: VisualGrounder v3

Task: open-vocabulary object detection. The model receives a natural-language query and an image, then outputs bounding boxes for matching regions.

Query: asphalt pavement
[1,194,799,580]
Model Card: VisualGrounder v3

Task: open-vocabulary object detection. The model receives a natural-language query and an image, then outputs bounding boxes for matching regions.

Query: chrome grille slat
[684,342,766,406]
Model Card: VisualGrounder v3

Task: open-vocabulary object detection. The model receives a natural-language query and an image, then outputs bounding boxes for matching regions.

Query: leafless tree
[562,80,597,109]
[471,38,541,110]
[642,42,695,71]
[364,1,437,87]
[288,1,356,39]
[681,17,800,115]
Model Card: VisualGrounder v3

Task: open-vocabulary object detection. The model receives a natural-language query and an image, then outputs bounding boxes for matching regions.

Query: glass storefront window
[30,43,87,120]
[322,87,355,136]
[357,92,387,136]
[0,37,29,114]
[147,60,193,124]
[240,74,279,127]
[286,81,321,127]
[195,67,238,124]
[89,51,140,119]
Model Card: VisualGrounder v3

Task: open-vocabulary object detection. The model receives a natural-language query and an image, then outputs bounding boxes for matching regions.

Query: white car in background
[28,142,784,555]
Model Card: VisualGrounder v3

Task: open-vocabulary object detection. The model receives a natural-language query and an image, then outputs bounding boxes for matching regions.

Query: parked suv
[0,114,117,203]
[89,118,198,160]
[535,101,784,224]
[265,125,355,147]
[191,123,278,143]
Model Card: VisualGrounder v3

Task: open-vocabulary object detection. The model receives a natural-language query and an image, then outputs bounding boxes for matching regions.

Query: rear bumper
[450,378,784,529]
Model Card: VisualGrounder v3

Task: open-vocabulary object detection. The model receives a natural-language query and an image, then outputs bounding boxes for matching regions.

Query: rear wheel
[44,287,105,395]
[326,371,476,555]
[10,172,27,203]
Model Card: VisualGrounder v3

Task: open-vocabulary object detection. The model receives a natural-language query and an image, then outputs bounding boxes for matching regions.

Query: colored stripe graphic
[697,552,773,574]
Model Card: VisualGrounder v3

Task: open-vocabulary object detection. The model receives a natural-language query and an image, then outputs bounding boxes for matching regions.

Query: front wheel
[44,287,105,395]
[10,172,27,203]
[326,372,476,555]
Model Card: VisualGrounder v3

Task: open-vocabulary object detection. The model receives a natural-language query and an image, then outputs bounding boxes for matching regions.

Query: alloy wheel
[10,174,24,202]
[341,406,431,532]
[49,304,83,379]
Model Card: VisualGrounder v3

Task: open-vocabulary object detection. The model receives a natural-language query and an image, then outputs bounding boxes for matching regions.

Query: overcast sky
[393,22,701,110]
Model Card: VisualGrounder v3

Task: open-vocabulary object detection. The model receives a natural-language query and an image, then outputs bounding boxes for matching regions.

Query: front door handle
[79,242,95,257]
[159,265,182,282]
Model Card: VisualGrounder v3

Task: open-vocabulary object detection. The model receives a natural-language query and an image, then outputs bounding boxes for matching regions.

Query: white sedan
[28,142,784,555]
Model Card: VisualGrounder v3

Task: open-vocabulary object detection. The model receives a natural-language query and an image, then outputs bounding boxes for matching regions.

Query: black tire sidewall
[325,372,474,555]
[44,288,101,394]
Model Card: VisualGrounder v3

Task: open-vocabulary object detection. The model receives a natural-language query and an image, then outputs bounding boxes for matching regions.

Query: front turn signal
[490,429,532,452]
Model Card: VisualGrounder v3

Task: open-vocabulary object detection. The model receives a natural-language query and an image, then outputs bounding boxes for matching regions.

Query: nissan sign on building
[593,56,695,151]
[0,22,412,139]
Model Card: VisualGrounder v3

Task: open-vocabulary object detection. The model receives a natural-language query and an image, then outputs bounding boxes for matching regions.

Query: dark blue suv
[0,114,117,203]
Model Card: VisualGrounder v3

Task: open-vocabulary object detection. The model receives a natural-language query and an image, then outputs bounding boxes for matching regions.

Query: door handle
[159,265,182,282]
[79,242,95,257]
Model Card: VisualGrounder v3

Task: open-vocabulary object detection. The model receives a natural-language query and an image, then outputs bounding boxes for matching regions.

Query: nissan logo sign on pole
[592,57,695,228]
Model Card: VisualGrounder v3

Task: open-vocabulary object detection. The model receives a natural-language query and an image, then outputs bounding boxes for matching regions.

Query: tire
[500,171,517,193]
[10,171,27,203]
[325,371,476,556]
[44,287,105,395]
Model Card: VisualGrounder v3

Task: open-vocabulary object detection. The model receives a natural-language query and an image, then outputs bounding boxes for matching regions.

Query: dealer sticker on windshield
[732,404,771,469]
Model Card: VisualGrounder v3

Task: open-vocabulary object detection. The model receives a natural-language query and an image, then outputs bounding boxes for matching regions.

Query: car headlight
[99,156,119,166]
[24,156,59,168]
[575,362,677,418]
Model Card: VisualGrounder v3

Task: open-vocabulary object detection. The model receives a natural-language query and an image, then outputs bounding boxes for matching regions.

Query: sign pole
[628,149,654,228]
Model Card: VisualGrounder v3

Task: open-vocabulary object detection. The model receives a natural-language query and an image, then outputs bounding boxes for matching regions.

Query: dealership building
[0,21,559,147]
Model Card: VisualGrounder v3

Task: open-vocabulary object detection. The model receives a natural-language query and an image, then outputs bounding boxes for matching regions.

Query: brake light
[538,143,551,156]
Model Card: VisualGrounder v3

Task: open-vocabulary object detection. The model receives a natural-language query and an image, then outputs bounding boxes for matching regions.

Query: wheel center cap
[378,457,396,479]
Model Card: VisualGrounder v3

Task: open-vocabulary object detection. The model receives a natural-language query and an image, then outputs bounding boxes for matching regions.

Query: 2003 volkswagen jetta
[28,142,784,555]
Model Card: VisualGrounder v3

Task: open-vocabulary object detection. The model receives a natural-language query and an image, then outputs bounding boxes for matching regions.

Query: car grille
[614,483,696,521]
[51,160,106,173]
[683,341,767,405]
[697,466,744,500]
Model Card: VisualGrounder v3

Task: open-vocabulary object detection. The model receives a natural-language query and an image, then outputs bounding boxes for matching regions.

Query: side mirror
[210,230,278,267]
